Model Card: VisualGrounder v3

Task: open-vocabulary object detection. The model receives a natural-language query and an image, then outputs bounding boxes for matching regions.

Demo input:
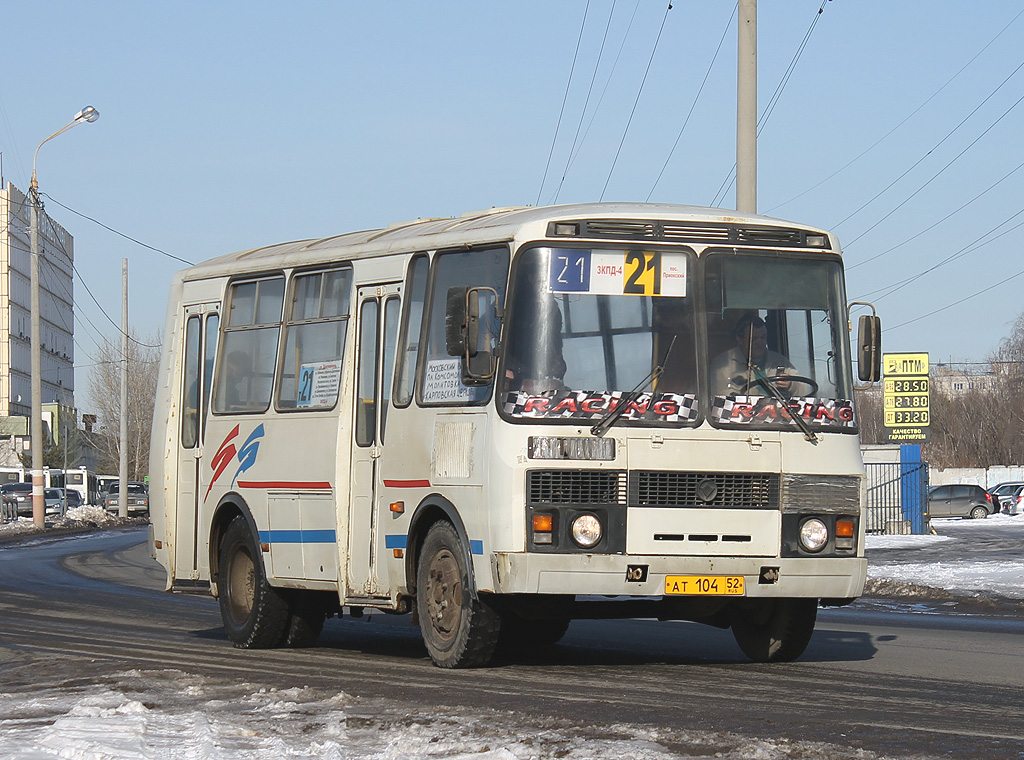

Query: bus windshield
[499,245,854,432]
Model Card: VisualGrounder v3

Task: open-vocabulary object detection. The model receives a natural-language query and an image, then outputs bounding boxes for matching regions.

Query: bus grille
[528,470,627,505]
[630,471,780,508]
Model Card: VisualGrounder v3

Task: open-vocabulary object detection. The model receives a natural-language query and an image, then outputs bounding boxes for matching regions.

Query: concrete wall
[928,466,1024,488]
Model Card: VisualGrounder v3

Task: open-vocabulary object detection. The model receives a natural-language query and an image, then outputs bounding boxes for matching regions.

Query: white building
[0,181,75,463]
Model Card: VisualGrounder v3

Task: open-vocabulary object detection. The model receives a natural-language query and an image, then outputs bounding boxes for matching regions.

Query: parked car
[1005,485,1024,516]
[986,481,1024,513]
[58,488,83,510]
[102,481,149,515]
[43,488,66,517]
[1,482,33,517]
[927,484,995,519]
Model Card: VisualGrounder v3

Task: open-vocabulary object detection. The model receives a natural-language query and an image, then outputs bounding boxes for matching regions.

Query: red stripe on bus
[237,481,332,490]
[383,479,431,488]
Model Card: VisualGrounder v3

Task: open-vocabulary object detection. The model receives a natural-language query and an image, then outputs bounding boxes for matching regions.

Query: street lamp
[29,106,99,528]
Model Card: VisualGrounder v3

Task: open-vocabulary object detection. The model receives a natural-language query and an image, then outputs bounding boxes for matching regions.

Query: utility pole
[119,258,128,518]
[737,0,757,214]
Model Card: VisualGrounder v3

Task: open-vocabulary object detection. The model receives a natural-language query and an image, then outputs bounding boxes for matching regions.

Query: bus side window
[214,276,284,413]
[276,267,352,411]
[420,246,509,406]
[393,254,428,407]
[182,315,201,448]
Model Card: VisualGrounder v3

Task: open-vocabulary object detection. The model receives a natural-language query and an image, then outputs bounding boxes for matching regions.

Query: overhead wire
[830,54,1024,232]
[41,193,193,265]
[709,0,831,208]
[547,0,643,205]
[846,155,1024,271]
[536,1,593,207]
[647,3,737,201]
[599,2,673,202]
[770,5,1024,214]
[552,0,618,205]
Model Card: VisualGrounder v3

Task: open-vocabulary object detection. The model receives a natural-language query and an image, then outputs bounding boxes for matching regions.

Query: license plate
[664,575,745,595]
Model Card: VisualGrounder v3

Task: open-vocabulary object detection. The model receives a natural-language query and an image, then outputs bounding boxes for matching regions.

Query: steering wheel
[737,374,818,398]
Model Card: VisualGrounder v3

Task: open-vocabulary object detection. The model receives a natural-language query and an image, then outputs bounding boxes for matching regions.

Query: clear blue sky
[2,1,1023,410]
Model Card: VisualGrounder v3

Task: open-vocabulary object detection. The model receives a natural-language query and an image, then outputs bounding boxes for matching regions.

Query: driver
[711,314,796,395]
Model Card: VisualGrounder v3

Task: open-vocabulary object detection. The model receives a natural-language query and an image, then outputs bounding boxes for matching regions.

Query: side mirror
[857,314,882,382]
[445,286,500,384]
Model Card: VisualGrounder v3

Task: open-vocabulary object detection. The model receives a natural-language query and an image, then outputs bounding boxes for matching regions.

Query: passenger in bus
[221,350,252,409]
[711,313,795,396]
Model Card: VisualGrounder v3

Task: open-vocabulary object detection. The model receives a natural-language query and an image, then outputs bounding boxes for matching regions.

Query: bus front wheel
[218,516,290,649]
[416,521,501,668]
[730,598,817,663]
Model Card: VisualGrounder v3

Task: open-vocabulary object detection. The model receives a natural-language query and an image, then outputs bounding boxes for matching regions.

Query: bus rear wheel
[416,522,501,668]
[218,516,290,648]
[731,598,817,663]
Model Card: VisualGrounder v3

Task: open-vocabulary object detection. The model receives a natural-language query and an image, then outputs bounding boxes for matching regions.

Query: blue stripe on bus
[258,530,337,544]
[385,535,483,554]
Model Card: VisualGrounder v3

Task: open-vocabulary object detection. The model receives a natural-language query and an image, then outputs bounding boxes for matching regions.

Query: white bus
[63,467,100,505]
[149,203,880,668]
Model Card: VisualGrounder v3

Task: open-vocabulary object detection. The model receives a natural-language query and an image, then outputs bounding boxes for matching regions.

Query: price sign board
[882,352,930,442]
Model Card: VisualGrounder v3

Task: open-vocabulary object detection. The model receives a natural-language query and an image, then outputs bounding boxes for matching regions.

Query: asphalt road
[1,528,1022,759]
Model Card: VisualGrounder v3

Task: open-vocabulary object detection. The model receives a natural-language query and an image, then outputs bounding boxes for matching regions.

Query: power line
[41,192,194,265]
[647,3,736,201]
[547,0,644,205]
[552,0,618,205]
[846,155,1024,271]
[765,6,1024,215]
[536,1,592,207]
[830,53,1024,232]
[600,2,673,202]
[710,0,831,208]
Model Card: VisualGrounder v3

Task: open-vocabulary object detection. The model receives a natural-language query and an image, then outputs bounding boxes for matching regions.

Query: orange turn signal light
[532,514,553,532]
[835,519,855,538]
[390,501,405,514]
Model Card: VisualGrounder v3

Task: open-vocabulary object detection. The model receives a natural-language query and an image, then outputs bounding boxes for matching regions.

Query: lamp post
[29,106,99,527]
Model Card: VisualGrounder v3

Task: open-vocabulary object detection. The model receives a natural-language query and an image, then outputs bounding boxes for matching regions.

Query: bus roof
[180,202,835,282]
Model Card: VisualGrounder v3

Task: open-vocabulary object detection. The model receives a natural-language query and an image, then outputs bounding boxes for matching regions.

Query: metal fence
[864,461,929,534]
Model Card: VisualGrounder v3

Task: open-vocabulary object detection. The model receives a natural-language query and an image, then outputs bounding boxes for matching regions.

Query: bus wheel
[416,522,500,668]
[731,598,817,663]
[218,516,290,649]
[279,591,326,648]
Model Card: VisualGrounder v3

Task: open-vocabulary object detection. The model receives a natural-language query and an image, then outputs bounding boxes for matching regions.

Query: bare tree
[86,331,161,480]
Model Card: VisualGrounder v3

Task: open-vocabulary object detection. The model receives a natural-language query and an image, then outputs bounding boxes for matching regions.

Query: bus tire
[416,521,500,668]
[279,591,326,648]
[731,598,817,663]
[218,516,290,649]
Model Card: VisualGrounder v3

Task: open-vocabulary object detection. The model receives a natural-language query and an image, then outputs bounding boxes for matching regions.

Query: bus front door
[174,304,219,582]
[348,284,401,598]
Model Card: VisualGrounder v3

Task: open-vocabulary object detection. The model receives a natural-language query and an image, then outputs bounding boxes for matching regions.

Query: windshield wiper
[591,337,675,438]
[748,365,819,443]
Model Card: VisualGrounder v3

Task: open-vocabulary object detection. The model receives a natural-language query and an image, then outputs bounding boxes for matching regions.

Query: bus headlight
[799,518,829,552]
[570,514,602,548]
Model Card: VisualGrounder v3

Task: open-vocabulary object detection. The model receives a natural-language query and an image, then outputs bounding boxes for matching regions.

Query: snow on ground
[0,669,910,760]
[866,513,1024,600]
[0,506,138,540]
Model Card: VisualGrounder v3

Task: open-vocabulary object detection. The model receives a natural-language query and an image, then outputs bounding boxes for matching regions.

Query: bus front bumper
[488,552,867,600]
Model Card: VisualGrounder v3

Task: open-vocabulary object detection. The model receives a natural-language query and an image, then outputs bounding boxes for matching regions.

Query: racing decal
[503,390,699,422]
[711,395,855,427]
